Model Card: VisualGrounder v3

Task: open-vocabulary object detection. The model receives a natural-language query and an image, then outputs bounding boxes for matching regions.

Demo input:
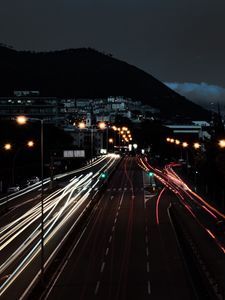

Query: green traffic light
[148,171,154,177]
[100,172,107,179]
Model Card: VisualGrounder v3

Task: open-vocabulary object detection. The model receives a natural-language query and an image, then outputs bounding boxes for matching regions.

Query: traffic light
[147,171,154,177]
[100,172,107,179]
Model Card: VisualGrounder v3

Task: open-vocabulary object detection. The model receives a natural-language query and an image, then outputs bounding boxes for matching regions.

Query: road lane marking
[109,235,112,243]
[100,262,105,273]
[112,225,115,232]
[110,196,114,200]
[94,281,100,295]
[146,262,150,273]
[114,217,117,224]
[105,247,109,256]
[146,247,149,257]
[147,281,151,294]
[145,225,148,233]
[145,236,148,244]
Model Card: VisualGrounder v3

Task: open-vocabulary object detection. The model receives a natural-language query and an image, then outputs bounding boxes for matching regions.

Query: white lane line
[94,281,100,295]
[100,262,105,273]
[112,225,115,232]
[105,247,109,256]
[114,217,117,224]
[145,236,148,244]
[147,281,151,294]
[146,247,149,257]
[146,262,150,273]
[109,235,112,243]
[116,211,119,217]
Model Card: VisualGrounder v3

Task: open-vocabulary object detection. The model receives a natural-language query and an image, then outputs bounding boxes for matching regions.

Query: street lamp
[218,139,225,148]
[193,142,201,150]
[4,143,12,151]
[16,116,45,281]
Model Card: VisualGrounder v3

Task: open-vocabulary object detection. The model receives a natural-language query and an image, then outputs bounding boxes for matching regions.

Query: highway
[1,154,224,299]
[0,154,120,299]
[44,156,193,300]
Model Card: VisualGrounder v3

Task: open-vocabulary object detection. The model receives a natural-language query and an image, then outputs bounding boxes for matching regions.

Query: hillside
[0,45,209,119]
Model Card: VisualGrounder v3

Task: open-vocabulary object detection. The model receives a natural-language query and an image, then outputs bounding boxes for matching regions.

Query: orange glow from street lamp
[4,143,12,150]
[78,121,86,129]
[175,139,180,145]
[166,138,171,142]
[193,142,201,149]
[170,138,175,143]
[16,115,28,125]
[99,122,106,130]
[219,139,225,148]
[182,142,188,148]
[109,138,113,143]
[27,140,34,147]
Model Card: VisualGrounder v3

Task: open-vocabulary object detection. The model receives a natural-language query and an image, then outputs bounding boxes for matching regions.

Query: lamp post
[16,116,45,281]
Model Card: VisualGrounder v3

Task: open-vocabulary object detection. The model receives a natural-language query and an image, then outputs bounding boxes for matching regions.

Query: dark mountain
[0,45,209,119]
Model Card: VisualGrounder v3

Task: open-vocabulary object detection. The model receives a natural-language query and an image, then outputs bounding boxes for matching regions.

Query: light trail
[0,154,119,297]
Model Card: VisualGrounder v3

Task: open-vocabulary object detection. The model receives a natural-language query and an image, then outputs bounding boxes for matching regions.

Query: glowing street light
[27,140,34,148]
[78,121,86,129]
[98,121,106,130]
[109,138,113,143]
[170,139,175,143]
[4,143,12,150]
[218,139,225,148]
[182,142,188,148]
[166,137,171,142]
[193,142,201,149]
[175,139,180,145]
[16,115,28,125]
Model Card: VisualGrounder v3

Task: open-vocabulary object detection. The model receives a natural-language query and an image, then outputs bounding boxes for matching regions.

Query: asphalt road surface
[45,156,193,300]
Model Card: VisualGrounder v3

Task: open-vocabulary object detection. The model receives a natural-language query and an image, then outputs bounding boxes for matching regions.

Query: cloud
[164,82,225,109]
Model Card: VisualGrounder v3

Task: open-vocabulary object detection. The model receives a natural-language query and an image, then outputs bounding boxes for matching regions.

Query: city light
[78,121,86,129]
[182,142,188,148]
[109,138,113,143]
[98,122,106,130]
[218,139,225,148]
[193,142,201,149]
[175,139,180,145]
[16,115,27,125]
[4,143,12,150]
[166,138,171,142]
[27,140,34,148]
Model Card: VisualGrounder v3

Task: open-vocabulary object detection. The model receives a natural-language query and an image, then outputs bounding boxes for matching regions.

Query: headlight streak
[0,188,92,296]
[138,157,225,254]
[0,156,119,296]
[0,155,108,206]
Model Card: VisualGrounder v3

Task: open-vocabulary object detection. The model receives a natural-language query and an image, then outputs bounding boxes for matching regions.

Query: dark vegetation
[0,45,209,120]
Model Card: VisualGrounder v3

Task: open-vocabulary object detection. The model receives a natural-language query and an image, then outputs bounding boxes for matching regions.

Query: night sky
[1,0,225,105]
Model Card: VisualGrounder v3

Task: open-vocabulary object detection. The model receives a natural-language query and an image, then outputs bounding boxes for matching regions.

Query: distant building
[165,121,211,140]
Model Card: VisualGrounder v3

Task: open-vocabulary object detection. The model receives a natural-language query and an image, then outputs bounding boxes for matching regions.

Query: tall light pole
[16,116,45,280]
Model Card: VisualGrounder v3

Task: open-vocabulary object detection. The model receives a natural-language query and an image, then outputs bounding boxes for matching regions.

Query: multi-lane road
[0,154,120,299]
[0,154,225,299]
[43,156,194,300]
